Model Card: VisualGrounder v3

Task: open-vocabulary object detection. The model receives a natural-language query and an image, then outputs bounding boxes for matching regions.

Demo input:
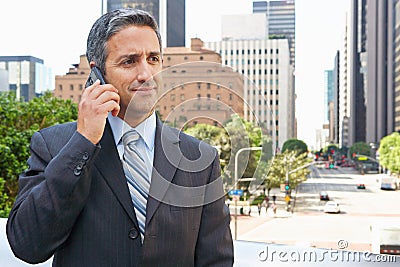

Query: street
[231,165,400,252]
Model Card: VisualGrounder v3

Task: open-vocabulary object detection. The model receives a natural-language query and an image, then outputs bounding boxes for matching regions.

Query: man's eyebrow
[115,53,141,61]
[148,51,161,57]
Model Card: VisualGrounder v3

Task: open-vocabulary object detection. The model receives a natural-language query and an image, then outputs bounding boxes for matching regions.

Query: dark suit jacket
[6,118,233,266]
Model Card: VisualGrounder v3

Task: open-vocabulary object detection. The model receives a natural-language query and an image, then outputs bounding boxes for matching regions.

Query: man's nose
[137,60,153,83]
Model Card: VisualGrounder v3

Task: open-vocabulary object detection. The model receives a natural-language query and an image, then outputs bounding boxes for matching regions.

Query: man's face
[104,25,162,121]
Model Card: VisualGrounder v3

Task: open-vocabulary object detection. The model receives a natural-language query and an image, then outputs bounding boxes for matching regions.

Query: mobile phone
[85,66,106,88]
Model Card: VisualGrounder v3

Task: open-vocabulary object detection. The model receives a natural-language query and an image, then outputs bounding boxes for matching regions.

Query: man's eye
[122,59,133,65]
[149,56,160,63]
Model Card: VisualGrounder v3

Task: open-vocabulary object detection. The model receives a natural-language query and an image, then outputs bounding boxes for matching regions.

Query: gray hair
[86,8,162,75]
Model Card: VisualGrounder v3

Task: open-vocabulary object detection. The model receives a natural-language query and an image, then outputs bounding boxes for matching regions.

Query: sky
[0,0,349,148]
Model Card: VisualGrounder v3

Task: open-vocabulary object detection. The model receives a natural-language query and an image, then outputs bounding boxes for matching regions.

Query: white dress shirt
[107,112,156,180]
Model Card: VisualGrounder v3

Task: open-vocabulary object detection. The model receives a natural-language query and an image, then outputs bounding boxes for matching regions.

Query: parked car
[319,191,329,201]
[323,201,340,213]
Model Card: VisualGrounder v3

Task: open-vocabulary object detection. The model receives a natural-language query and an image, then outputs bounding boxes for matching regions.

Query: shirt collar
[108,112,156,151]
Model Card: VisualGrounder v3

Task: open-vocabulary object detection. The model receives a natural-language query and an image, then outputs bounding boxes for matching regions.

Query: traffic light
[285,183,290,191]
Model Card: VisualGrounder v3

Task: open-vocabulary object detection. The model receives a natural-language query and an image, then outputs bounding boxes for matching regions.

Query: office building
[340,15,350,148]
[394,0,400,132]
[158,38,244,128]
[205,37,293,150]
[0,69,8,92]
[222,14,268,40]
[365,0,394,145]
[54,55,90,103]
[253,0,296,66]
[107,0,185,47]
[0,56,53,101]
[346,0,367,145]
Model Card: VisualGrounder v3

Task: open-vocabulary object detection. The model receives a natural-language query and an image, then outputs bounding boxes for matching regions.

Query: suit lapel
[146,118,181,225]
[94,122,139,228]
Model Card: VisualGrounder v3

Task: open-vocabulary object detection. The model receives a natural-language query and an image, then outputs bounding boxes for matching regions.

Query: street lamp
[233,146,262,240]
[285,161,316,212]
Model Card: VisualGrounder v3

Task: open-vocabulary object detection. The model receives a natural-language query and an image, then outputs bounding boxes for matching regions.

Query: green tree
[184,123,230,170]
[183,114,272,194]
[282,138,308,156]
[264,150,311,195]
[349,142,371,158]
[0,92,77,217]
[379,132,400,174]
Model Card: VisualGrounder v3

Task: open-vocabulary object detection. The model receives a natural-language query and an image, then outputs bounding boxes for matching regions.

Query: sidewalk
[230,206,292,237]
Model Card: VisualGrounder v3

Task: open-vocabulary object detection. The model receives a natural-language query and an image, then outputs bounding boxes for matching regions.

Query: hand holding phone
[78,66,120,144]
[85,66,106,87]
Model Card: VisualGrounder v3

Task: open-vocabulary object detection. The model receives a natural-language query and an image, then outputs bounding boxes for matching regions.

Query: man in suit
[6,8,233,266]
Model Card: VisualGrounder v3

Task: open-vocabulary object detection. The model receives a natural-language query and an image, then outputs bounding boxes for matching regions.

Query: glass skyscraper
[107,0,185,47]
[0,56,53,101]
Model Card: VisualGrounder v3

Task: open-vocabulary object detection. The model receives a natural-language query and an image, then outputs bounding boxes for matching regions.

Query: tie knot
[122,130,140,147]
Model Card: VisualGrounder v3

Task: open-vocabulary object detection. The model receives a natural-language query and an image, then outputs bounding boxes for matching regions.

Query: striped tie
[122,130,150,240]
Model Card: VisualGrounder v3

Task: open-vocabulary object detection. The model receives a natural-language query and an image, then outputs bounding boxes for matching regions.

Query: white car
[323,201,340,213]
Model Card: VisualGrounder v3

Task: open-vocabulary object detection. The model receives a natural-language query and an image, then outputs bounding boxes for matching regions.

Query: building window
[171,105,175,110]
[197,93,201,99]
[200,56,204,60]
[276,69,279,75]
[180,94,185,100]
[229,94,233,101]
[228,82,232,89]
[167,57,171,61]
[184,56,188,60]
[207,93,210,99]
[70,84,74,91]
[216,94,221,100]
[79,84,83,90]
[170,94,175,101]
[59,85,63,91]
[197,82,201,89]
[207,83,211,89]
[276,49,279,54]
